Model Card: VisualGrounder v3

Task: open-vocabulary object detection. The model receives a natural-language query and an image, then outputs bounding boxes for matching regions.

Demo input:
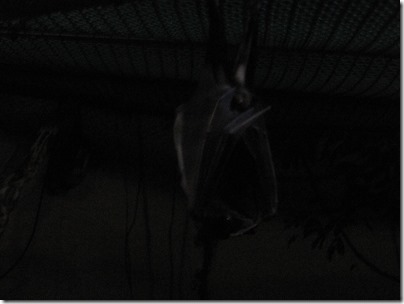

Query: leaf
[324,223,334,234]
[327,245,336,261]
[303,219,322,239]
[306,218,322,229]
[283,222,293,230]
[350,264,357,271]
[336,238,345,256]
[288,235,298,247]
[363,218,374,232]
[303,228,317,239]
[333,226,342,237]
[311,235,324,250]
[318,236,326,249]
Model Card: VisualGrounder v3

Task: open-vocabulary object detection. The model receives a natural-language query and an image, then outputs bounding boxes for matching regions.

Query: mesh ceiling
[0,0,399,100]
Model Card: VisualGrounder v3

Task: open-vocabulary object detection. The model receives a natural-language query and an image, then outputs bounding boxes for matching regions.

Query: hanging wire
[178,208,189,299]
[168,176,177,299]
[0,129,52,282]
[134,114,155,299]
[196,237,216,300]
[0,177,46,281]
[123,162,135,299]
[122,104,141,299]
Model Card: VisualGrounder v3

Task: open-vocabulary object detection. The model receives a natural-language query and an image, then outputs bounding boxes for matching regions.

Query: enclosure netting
[0,0,400,300]
[0,0,399,101]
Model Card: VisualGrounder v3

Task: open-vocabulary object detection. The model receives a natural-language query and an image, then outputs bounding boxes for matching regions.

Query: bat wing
[174,78,277,233]
[241,102,278,217]
[173,67,234,208]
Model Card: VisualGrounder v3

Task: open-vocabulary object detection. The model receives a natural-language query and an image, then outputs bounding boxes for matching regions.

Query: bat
[174,0,277,239]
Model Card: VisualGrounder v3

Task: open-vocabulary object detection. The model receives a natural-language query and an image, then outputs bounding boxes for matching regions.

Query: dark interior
[0,0,400,300]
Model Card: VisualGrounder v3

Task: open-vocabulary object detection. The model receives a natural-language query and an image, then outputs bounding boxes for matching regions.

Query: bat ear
[225,105,271,134]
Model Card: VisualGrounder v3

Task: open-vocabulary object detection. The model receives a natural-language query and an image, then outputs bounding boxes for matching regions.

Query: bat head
[232,87,252,111]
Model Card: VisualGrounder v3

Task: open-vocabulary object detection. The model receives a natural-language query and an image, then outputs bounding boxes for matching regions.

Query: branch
[341,231,399,283]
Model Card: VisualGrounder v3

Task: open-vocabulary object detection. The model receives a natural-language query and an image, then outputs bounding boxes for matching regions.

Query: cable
[168,181,176,299]
[196,237,216,300]
[178,210,189,299]
[0,171,46,281]
[341,231,399,283]
[135,115,155,299]
[124,113,154,299]
[142,169,154,299]
[123,165,134,299]
[123,107,141,299]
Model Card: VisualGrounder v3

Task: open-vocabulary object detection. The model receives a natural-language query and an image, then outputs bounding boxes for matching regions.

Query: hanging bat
[174,0,277,239]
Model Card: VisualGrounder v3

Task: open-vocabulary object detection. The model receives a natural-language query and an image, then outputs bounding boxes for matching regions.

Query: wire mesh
[0,0,399,99]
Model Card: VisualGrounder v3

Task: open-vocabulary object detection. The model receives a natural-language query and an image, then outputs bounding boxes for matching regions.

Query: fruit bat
[174,0,277,239]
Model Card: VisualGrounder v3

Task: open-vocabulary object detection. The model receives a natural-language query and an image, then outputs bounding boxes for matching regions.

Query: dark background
[0,0,400,300]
